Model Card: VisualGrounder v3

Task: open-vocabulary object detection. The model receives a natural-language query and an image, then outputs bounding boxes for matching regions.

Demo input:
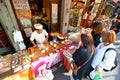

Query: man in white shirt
[30,23,48,49]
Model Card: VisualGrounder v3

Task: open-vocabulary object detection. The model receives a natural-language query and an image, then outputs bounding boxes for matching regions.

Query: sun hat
[34,23,43,29]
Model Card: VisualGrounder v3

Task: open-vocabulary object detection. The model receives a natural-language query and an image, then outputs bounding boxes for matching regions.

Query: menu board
[12,0,32,28]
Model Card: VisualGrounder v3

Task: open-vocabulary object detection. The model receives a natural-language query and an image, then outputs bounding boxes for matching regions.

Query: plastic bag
[19,42,26,50]
[36,69,54,80]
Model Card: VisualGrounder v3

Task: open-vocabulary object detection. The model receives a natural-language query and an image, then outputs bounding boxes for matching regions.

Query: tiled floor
[53,66,70,80]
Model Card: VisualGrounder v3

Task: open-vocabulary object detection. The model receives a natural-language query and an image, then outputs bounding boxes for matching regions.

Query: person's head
[34,23,43,33]
[81,33,95,53]
[101,30,116,45]
[69,34,81,48]
[92,21,104,34]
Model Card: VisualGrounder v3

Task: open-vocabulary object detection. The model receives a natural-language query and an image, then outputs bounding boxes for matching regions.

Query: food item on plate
[57,34,66,40]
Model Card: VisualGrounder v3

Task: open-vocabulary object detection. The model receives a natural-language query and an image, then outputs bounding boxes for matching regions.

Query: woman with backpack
[89,30,117,80]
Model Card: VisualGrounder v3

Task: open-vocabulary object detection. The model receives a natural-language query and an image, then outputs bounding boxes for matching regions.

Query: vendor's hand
[46,41,49,44]
[44,41,49,45]
[33,45,37,48]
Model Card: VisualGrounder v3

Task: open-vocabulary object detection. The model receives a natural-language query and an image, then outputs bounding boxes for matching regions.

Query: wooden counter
[28,41,70,61]
[2,67,35,80]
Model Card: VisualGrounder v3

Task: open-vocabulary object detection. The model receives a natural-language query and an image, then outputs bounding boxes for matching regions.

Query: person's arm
[112,27,117,30]
[97,50,116,70]
[30,40,37,48]
[43,29,49,42]
[46,35,48,42]
[30,32,37,47]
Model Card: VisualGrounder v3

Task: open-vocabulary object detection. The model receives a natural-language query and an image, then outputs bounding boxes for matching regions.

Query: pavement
[53,32,120,80]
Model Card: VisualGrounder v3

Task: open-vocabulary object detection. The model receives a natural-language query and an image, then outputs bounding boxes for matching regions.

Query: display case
[11,53,31,73]
[0,54,12,74]
[0,52,31,79]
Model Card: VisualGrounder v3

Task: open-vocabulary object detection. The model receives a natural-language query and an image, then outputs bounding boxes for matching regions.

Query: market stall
[29,40,72,77]
[0,33,73,80]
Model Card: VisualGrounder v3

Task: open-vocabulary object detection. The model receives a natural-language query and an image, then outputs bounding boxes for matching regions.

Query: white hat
[34,23,43,29]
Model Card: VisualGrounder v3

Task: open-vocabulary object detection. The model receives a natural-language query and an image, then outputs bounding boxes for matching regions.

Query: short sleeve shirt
[30,29,48,44]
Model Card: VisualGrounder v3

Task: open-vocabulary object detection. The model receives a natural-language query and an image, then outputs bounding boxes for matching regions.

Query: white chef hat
[34,23,43,29]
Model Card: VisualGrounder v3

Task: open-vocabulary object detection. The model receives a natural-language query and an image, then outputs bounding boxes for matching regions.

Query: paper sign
[24,28,32,37]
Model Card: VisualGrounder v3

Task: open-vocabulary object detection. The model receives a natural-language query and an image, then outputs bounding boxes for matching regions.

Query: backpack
[102,48,118,72]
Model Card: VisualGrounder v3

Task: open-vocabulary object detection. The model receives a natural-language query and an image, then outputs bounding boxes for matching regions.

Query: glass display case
[0,54,12,74]
[11,53,31,73]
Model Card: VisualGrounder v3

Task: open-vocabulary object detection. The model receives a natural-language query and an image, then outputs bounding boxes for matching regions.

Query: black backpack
[102,48,118,72]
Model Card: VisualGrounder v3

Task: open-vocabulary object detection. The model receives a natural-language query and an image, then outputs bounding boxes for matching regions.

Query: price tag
[13,66,22,73]
[23,63,30,69]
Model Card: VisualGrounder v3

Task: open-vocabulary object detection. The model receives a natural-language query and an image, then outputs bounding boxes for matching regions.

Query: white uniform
[30,29,48,45]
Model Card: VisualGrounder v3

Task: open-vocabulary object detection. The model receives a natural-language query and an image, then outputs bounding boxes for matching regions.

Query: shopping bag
[36,69,54,80]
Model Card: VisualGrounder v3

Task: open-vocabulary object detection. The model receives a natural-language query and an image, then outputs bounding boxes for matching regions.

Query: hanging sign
[12,0,32,27]
[52,4,58,24]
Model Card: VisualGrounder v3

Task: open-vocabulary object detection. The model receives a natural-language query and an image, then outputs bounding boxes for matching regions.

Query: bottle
[94,72,102,80]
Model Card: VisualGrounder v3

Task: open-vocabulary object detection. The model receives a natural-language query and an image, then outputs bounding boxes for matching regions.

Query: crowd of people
[29,14,120,80]
[63,15,119,80]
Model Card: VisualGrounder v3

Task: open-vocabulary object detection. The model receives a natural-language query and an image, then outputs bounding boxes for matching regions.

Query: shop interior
[16,0,62,48]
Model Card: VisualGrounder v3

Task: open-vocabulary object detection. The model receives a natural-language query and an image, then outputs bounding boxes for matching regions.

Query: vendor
[30,23,48,49]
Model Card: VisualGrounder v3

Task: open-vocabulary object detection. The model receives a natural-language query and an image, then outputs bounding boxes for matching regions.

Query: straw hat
[34,23,43,29]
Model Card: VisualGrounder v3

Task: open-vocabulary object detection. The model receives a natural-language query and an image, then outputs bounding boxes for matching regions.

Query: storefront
[0,32,73,80]
[61,0,105,33]
[0,0,118,79]
[8,0,63,48]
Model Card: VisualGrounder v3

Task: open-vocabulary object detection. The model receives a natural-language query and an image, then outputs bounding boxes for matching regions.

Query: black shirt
[72,47,91,67]
[92,32,101,47]
[115,22,120,33]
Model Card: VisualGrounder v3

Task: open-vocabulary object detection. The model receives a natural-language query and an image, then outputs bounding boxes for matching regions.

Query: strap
[102,48,116,61]
[72,52,94,71]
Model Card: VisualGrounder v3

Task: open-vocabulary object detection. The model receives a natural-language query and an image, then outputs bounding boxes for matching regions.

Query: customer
[30,23,48,49]
[71,33,95,80]
[91,21,104,47]
[111,15,120,34]
[89,30,117,79]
